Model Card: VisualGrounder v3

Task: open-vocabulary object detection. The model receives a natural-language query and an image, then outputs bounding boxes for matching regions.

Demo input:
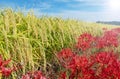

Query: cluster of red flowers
[21,71,46,79]
[76,33,95,51]
[96,30,119,48]
[57,28,120,79]
[76,28,120,50]
[57,49,120,79]
[0,55,14,77]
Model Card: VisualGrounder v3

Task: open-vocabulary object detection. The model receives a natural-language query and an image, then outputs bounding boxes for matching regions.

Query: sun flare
[108,0,120,11]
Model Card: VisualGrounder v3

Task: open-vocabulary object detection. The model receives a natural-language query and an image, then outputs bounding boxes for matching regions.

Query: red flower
[0,55,11,67]
[57,48,73,59]
[33,71,46,79]
[1,67,13,77]
[0,55,14,77]
[70,55,88,70]
[95,52,117,64]
[57,48,74,67]
[58,71,66,79]
[96,30,119,48]
[112,28,120,33]
[57,50,120,78]
[21,74,30,79]
[76,33,95,51]
[21,71,46,79]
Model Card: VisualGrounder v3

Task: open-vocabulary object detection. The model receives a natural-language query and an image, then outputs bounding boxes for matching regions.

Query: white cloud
[35,10,120,22]
[32,2,52,10]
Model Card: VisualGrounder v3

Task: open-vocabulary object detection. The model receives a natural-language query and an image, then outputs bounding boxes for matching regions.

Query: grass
[0,9,120,78]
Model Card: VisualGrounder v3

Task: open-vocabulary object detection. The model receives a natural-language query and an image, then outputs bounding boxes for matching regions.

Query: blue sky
[0,0,120,22]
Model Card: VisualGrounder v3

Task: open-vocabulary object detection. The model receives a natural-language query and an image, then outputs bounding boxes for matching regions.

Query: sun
[108,0,120,11]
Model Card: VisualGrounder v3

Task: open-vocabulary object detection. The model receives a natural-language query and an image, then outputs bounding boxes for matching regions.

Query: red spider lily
[95,52,118,64]
[58,71,66,79]
[21,71,46,79]
[21,74,30,79]
[94,52,120,78]
[96,30,119,48]
[112,28,120,34]
[1,67,13,77]
[57,49,120,79]
[0,55,14,77]
[57,48,74,67]
[0,55,11,67]
[33,71,46,79]
[67,55,88,71]
[76,33,95,51]
[57,48,74,59]
[68,55,95,79]
[21,71,32,79]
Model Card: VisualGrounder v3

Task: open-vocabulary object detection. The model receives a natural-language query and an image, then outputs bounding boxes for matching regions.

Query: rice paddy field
[0,9,120,79]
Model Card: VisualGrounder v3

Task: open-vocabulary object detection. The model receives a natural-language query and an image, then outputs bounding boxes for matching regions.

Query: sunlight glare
[108,0,120,11]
